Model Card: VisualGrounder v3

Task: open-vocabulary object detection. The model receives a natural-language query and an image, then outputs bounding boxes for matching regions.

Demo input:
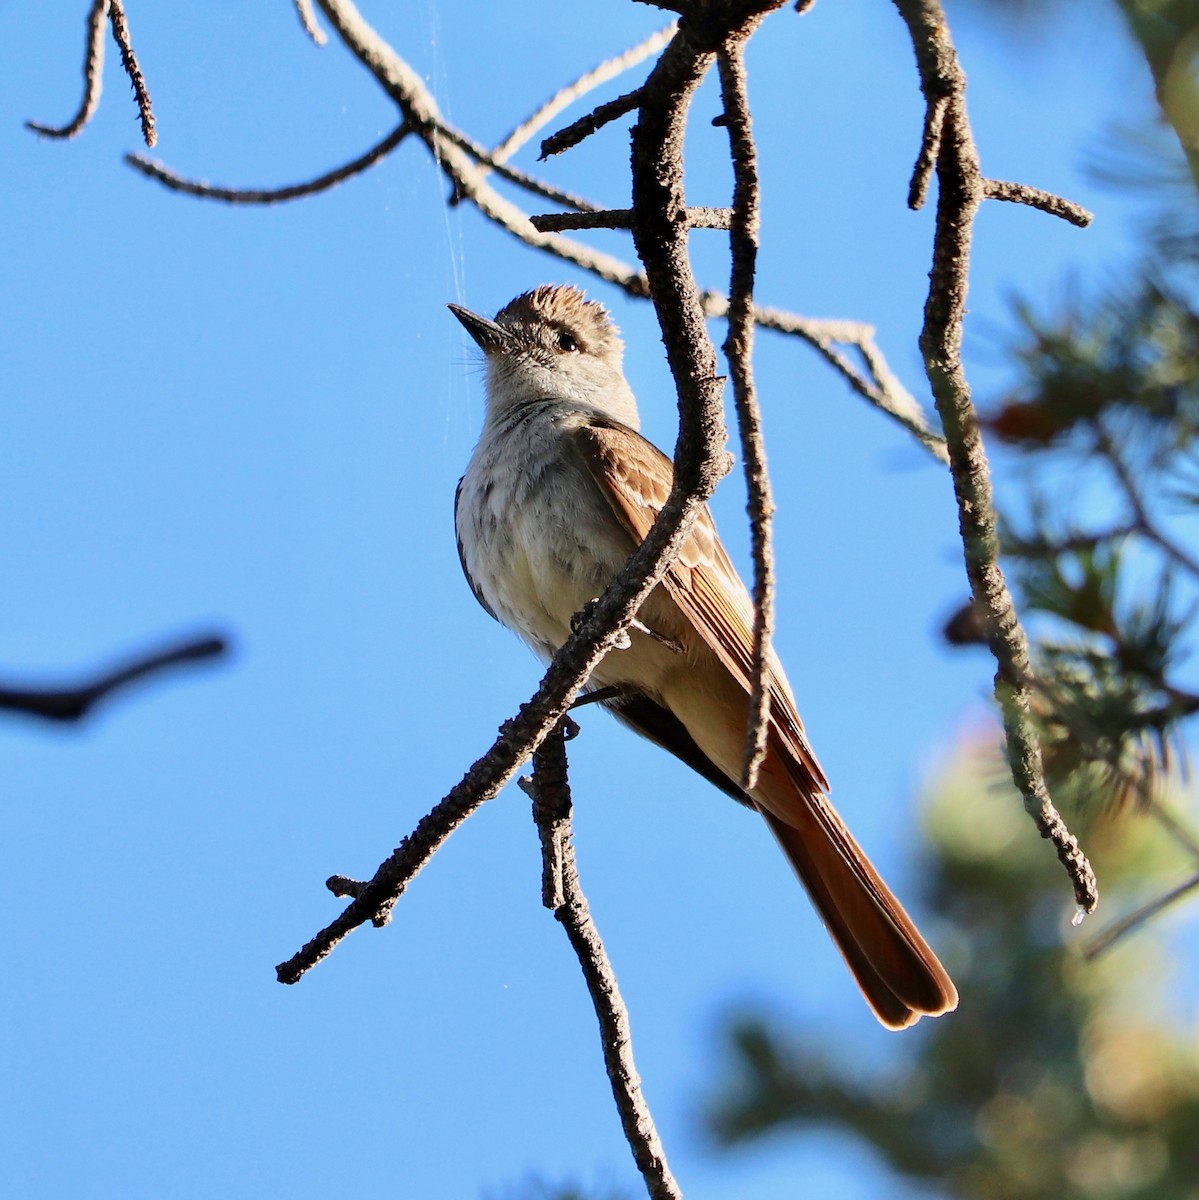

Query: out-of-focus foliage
[707,747,1199,1199]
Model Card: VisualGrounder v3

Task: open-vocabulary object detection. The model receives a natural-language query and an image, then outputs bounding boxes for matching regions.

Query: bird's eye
[556,329,579,352]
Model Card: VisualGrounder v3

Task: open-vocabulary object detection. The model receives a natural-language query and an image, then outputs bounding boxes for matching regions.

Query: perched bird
[450,284,957,1028]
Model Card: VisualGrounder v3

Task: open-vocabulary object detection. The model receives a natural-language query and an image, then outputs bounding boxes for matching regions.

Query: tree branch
[25,0,109,141]
[717,38,774,791]
[125,123,411,205]
[495,23,676,165]
[983,178,1093,228]
[524,721,681,1200]
[893,0,1098,914]
[107,0,156,147]
[293,0,328,47]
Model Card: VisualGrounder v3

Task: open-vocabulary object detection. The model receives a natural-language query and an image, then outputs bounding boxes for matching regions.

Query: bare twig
[531,206,732,232]
[893,0,1098,914]
[437,125,602,212]
[542,88,647,159]
[527,723,681,1200]
[1083,870,1199,959]
[0,633,227,723]
[717,39,774,791]
[293,0,328,47]
[108,0,156,147]
[126,123,411,204]
[26,0,109,141]
[492,23,676,166]
[700,293,950,462]
[983,179,1093,228]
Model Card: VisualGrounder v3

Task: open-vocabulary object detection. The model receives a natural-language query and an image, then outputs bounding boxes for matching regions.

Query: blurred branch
[894,0,1098,913]
[523,721,681,1200]
[1083,869,1199,959]
[0,633,228,723]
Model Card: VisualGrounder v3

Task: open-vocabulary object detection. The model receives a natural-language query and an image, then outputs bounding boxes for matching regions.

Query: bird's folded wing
[572,420,828,796]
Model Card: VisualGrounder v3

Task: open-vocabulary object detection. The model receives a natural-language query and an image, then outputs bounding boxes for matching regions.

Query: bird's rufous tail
[754,735,957,1029]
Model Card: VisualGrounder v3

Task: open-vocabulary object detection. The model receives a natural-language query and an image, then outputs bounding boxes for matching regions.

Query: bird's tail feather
[755,742,958,1029]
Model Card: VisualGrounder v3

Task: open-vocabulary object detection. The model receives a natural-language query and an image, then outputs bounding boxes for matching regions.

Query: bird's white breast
[456,404,635,662]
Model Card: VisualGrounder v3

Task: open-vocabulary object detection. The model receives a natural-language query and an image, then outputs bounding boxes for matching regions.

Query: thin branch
[526,723,681,1200]
[717,39,774,791]
[907,92,947,210]
[311,0,647,292]
[26,0,109,141]
[293,0,328,47]
[125,122,411,204]
[491,22,676,166]
[531,206,733,232]
[983,179,1093,228]
[0,633,228,723]
[1102,429,1199,578]
[700,293,950,462]
[108,0,156,148]
[893,0,1098,914]
[1082,871,1199,960]
[541,88,647,159]
[436,125,602,212]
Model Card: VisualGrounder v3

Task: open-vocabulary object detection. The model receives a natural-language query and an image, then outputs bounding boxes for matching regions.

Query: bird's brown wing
[572,419,958,1027]
[571,419,828,796]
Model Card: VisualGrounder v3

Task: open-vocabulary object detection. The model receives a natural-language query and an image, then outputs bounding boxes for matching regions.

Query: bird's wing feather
[571,420,829,795]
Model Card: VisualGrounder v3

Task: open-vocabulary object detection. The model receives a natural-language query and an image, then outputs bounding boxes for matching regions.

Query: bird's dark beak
[448,304,513,356]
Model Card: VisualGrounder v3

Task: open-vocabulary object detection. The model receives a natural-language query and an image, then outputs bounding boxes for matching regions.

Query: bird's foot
[571,598,633,649]
[629,618,685,656]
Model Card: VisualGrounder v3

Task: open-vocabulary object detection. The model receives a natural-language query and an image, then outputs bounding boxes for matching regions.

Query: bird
[449,284,957,1029]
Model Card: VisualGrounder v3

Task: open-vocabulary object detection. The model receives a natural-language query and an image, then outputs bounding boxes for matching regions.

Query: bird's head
[449,285,639,429]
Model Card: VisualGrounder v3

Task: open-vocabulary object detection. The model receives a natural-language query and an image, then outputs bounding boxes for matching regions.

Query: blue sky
[0,3,1167,1198]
